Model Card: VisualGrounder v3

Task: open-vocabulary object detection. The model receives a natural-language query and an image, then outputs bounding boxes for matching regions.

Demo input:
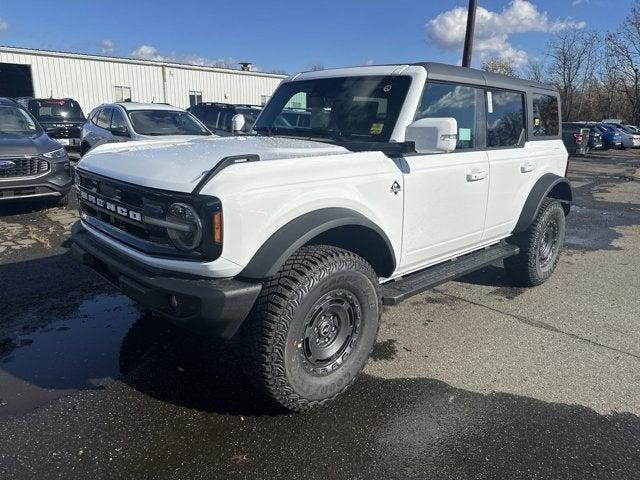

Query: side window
[110,108,128,131]
[96,108,112,129]
[532,94,559,137]
[89,109,99,124]
[486,90,525,148]
[415,82,482,149]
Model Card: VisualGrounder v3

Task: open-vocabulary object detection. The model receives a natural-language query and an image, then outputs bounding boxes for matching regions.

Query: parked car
[26,98,86,158]
[81,103,212,155]
[593,124,622,149]
[187,102,262,136]
[0,97,72,206]
[602,123,640,148]
[72,62,571,411]
[564,122,603,150]
[562,123,590,155]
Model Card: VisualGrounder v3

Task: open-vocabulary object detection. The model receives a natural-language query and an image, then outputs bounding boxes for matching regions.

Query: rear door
[483,89,559,242]
[400,81,490,272]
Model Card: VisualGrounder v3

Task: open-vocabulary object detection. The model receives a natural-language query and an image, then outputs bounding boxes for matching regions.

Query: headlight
[43,147,67,159]
[166,203,203,250]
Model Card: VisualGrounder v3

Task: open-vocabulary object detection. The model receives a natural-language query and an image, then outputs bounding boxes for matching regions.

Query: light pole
[462,0,478,68]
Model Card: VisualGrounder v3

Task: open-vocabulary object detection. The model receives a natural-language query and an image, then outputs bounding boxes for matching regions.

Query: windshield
[0,106,42,136]
[254,75,412,142]
[28,99,85,122]
[128,110,212,136]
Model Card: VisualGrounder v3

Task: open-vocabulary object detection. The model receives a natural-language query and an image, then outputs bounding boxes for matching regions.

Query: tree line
[482,1,640,124]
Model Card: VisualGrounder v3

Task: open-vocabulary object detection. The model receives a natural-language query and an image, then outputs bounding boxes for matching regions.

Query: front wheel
[240,245,381,411]
[504,198,566,287]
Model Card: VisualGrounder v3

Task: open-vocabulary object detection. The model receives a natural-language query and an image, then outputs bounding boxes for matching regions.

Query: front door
[400,81,489,273]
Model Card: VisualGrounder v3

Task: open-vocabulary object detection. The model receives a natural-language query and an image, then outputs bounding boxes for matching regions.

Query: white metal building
[0,46,286,113]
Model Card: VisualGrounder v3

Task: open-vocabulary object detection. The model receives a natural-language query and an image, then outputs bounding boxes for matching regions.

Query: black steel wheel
[241,245,381,411]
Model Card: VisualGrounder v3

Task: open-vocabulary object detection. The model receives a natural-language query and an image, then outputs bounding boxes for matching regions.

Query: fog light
[169,295,179,310]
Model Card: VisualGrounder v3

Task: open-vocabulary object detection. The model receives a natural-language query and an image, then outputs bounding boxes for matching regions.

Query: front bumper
[71,222,262,339]
[0,164,72,201]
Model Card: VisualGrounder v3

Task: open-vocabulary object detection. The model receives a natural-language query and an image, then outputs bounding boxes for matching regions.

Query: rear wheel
[240,245,381,411]
[504,198,566,287]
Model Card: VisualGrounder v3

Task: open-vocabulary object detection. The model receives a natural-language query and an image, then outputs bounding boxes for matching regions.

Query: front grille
[76,170,222,260]
[0,157,49,178]
[76,170,174,247]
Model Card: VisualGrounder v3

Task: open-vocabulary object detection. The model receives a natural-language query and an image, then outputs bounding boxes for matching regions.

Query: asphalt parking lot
[0,150,639,480]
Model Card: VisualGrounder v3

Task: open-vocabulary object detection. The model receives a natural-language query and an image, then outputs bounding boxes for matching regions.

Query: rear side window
[96,108,112,129]
[110,108,128,130]
[415,82,483,149]
[486,90,525,148]
[532,94,559,137]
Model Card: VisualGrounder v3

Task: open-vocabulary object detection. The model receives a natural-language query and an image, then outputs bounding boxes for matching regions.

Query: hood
[77,135,349,193]
[0,132,63,157]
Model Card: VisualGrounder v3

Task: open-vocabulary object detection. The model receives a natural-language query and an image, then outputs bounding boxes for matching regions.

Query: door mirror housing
[111,127,130,138]
[231,114,246,133]
[405,117,458,153]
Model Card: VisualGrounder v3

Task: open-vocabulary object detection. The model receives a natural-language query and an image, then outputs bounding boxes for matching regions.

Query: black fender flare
[239,207,396,280]
[513,173,573,233]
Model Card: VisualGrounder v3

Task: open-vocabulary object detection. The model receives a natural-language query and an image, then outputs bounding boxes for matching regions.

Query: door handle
[466,168,487,182]
[521,162,535,173]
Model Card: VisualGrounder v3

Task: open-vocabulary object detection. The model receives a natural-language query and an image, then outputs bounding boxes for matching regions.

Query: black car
[187,102,262,136]
[26,98,86,157]
[562,122,590,155]
[0,97,72,206]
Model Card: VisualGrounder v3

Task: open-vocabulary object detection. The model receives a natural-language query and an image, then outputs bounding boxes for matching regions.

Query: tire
[504,198,566,287]
[80,142,90,157]
[53,193,69,208]
[240,245,381,412]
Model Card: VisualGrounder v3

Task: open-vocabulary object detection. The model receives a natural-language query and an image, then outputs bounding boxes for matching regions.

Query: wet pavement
[1,151,639,479]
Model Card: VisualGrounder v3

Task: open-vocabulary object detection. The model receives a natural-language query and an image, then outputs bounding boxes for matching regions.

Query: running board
[380,242,520,306]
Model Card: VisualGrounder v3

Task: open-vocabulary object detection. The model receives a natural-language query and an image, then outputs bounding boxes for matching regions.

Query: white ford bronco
[72,62,571,411]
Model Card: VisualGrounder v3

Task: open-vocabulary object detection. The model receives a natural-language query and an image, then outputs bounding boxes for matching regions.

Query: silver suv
[80,102,212,156]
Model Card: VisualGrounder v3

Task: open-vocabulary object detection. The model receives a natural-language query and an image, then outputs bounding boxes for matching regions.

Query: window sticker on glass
[370,123,384,135]
[487,91,493,114]
[458,128,471,141]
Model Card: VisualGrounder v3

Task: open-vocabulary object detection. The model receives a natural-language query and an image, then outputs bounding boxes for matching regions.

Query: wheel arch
[513,173,572,234]
[239,208,396,280]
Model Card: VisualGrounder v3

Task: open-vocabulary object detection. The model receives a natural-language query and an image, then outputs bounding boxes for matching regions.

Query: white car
[80,102,213,155]
[72,62,571,411]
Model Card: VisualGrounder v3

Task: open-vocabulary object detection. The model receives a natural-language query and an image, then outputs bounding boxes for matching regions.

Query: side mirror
[111,127,130,138]
[405,117,458,153]
[231,114,246,133]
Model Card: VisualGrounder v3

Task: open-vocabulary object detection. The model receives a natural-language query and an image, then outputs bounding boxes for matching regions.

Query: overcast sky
[0,0,632,72]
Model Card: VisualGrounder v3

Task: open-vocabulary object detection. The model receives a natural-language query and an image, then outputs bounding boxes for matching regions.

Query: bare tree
[310,63,325,71]
[523,60,546,83]
[607,0,640,124]
[546,29,599,121]
[481,57,517,76]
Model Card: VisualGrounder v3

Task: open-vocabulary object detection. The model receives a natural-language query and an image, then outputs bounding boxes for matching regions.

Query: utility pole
[462,0,478,68]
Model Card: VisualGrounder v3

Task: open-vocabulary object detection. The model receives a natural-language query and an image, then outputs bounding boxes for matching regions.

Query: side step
[380,242,520,306]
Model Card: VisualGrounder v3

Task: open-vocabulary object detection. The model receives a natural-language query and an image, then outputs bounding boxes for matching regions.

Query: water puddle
[0,294,139,417]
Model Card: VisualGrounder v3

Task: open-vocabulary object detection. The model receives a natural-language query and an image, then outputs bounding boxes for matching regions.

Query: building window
[189,90,203,107]
[532,94,559,137]
[114,86,132,102]
[416,82,483,149]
